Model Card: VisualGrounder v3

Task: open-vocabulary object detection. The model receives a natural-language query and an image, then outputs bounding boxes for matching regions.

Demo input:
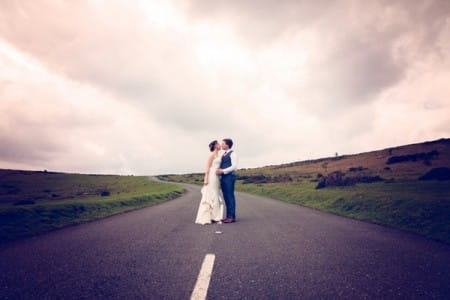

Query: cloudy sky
[0,0,449,175]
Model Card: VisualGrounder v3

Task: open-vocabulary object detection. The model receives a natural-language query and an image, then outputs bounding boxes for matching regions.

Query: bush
[386,150,439,165]
[348,166,367,172]
[100,190,111,197]
[13,200,35,206]
[238,174,293,184]
[419,167,450,181]
[316,171,384,189]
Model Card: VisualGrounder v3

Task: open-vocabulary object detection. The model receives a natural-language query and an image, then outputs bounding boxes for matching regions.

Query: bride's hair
[209,140,218,152]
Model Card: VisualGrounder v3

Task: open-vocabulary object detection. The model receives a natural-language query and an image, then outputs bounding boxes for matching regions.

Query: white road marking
[190,254,216,300]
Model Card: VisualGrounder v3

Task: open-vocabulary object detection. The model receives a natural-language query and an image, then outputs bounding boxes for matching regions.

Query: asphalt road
[1,181,449,299]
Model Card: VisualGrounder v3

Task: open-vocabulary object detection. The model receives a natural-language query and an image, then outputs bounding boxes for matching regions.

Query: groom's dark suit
[220,150,236,219]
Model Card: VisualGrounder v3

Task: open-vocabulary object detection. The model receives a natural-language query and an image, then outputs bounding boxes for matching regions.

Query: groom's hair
[223,138,233,149]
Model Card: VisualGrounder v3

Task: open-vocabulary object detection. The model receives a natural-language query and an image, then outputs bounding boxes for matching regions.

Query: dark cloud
[185,0,335,45]
[186,0,450,45]
[187,0,450,115]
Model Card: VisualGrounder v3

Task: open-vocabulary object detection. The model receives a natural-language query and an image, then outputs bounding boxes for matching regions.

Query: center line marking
[191,253,216,300]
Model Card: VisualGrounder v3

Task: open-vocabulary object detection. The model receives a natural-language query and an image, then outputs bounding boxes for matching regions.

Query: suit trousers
[220,173,236,219]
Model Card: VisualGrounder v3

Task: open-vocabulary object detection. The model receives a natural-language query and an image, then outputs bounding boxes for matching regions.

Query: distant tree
[335,152,338,157]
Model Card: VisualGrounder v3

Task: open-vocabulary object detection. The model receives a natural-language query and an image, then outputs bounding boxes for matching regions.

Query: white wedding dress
[195,154,225,225]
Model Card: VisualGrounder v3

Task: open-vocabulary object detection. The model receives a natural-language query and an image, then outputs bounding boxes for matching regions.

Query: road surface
[1,181,449,299]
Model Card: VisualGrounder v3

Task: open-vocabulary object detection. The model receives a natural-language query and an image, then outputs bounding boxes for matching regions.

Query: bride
[195,140,225,225]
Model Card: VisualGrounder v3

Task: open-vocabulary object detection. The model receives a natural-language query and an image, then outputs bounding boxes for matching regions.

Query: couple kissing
[195,138,238,225]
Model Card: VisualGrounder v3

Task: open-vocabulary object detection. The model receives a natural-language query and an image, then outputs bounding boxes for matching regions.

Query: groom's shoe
[223,218,235,223]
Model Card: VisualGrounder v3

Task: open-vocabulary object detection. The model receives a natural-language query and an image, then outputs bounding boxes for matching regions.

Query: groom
[216,138,238,223]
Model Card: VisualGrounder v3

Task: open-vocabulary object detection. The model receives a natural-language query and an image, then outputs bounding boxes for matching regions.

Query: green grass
[236,180,450,244]
[0,170,185,244]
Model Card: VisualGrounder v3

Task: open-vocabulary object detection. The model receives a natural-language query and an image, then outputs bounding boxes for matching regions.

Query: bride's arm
[203,154,214,185]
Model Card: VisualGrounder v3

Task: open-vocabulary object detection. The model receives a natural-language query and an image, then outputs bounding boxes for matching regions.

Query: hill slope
[0,170,185,244]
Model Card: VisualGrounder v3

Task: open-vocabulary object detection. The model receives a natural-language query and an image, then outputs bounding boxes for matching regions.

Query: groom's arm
[222,152,238,174]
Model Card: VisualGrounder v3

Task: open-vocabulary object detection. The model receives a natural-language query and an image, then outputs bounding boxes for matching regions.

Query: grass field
[158,138,450,244]
[0,170,185,245]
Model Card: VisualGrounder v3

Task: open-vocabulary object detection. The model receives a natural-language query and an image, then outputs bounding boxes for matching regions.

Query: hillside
[160,138,450,184]
[158,138,450,244]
